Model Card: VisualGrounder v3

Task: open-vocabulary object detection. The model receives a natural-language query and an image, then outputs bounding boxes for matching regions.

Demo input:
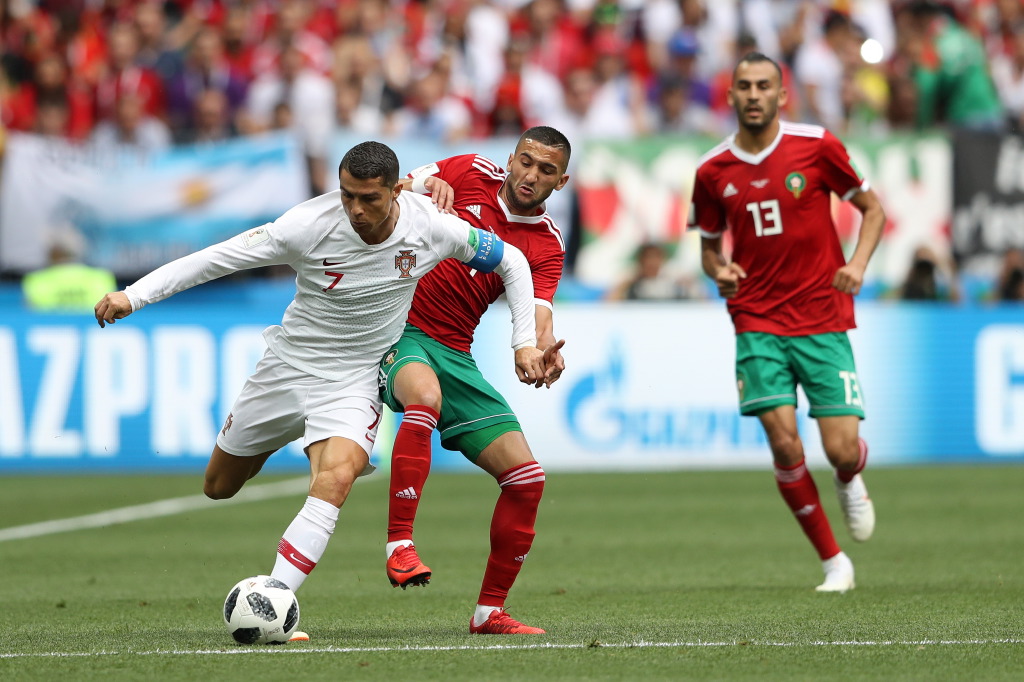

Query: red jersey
[690,122,868,336]
[405,154,565,352]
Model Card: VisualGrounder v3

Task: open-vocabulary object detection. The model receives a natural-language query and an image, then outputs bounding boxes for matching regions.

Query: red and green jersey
[405,154,565,352]
[690,122,868,336]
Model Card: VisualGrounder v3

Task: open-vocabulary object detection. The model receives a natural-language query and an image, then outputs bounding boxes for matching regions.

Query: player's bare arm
[701,236,748,299]
[398,176,455,214]
[94,291,133,328]
[833,188,886,296]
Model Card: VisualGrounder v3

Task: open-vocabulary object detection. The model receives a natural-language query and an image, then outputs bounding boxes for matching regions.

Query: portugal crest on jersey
[395,250,416,278]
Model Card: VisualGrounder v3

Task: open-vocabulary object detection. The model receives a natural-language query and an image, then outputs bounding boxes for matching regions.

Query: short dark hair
[339,141,400,187]
[733,51,783,82]
[907,1,953,20]
[518,126,571,165]
[823,9,853,34]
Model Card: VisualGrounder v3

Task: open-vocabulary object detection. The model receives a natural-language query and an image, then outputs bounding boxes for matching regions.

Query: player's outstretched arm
[94,291,133,328]
[111,224,290,317]
[441,218,538,368]
[486,241,538,354]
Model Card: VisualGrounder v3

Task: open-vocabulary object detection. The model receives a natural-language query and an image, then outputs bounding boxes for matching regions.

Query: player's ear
[726,87,735,108]
[778,86,788,108]
[507,153,514,172]
[554,173,570,191]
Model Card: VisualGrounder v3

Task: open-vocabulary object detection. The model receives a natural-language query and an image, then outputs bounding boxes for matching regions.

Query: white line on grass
[2,639,1023,658]
[0,477,311,543]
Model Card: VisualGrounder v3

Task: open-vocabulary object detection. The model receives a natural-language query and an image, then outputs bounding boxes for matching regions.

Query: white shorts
[216,350,381,476]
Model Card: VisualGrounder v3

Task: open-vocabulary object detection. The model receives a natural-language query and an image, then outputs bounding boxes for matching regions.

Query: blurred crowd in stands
[2,0,1023,302]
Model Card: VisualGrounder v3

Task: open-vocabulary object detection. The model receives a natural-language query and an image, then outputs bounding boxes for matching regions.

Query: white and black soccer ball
[223,575,300,645]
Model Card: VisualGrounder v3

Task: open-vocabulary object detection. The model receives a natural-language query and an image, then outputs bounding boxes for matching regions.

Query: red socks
[775,459,841,560]
[477,461,545,606]
[389,410,546,608]
[387,405,439,543]
[836,437,869,484]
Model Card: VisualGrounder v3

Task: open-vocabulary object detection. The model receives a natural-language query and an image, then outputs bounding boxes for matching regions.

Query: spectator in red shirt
[95,21,166,122]
[5,52,94,140]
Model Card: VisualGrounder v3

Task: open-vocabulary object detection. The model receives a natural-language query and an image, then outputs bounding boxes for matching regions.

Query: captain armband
[463,228,505,273]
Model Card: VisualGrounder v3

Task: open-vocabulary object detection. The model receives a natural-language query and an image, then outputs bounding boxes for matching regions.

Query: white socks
[271,496,339,592]
[473,604,502,628]
[386,539,413,559]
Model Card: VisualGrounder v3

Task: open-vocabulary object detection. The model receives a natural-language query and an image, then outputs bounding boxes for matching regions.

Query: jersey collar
[727,124,785,166]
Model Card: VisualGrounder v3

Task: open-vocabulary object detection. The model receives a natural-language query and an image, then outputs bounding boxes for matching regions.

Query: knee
[312,461,360,501]
[408,386,442,413]
[495,459,546,494]
[394,364,443,413]
[823,433,860,468]
[203,475,240,500]
[767,431,804,465]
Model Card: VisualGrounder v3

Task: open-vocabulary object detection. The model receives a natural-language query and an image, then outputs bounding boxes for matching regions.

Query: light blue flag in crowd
[0,132,308,276]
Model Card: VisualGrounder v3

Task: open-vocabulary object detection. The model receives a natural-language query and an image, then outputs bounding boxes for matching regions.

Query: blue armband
[464,228,505,273]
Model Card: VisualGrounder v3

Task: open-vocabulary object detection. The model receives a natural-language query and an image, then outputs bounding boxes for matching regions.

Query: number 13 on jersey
[839,370,863,407]
[746,199,783,237]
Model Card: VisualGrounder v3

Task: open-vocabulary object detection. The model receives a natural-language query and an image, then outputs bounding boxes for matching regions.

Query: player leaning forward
[94,141,547,615]
[690,53,885,592]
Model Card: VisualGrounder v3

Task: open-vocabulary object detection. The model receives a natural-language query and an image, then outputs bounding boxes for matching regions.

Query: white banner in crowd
[0,132,307,275]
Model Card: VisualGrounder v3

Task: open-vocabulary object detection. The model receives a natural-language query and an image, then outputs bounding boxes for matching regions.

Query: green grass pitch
[1,466,1022,681]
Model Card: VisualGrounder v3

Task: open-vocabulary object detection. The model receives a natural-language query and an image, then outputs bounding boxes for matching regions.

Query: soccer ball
[222,575,300,645]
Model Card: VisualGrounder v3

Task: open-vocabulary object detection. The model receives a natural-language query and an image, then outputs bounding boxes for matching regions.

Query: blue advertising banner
[470,302,1024,469]
[1,299,1022,472]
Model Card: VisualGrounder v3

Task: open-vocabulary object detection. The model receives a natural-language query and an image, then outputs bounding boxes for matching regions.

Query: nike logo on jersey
[323,258,345,266]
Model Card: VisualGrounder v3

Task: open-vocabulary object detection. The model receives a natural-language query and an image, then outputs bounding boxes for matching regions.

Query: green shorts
[379,325,522,460]
[735,331,865,419]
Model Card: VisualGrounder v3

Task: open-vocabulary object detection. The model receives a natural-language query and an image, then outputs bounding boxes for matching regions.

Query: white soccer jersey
[124,190,535,386]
